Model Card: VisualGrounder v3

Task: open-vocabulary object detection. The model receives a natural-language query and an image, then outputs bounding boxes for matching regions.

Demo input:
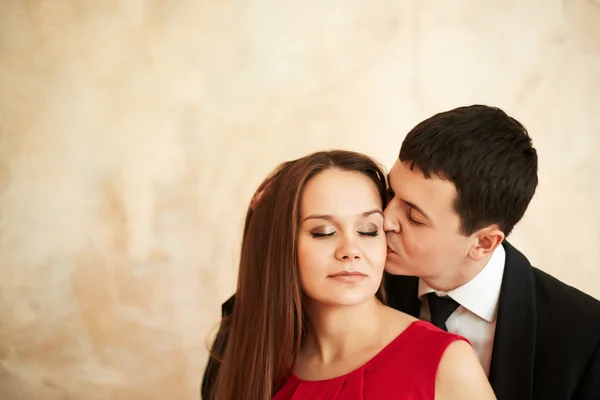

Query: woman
[210,150,495,399]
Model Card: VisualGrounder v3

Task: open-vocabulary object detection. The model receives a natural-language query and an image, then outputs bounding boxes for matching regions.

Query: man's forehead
[388,160,418,185]
[388,161,458,212]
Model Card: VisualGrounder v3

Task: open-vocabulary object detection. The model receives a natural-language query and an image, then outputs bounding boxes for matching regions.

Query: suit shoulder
[221,294,236,317]
[532,267,600,321]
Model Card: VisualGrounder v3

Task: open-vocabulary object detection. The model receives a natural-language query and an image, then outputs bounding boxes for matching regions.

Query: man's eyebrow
[387,173,432,221]
[302,209,383,222]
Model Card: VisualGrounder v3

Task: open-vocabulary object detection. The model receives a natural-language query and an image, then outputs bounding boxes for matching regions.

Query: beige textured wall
[1,1,599,399]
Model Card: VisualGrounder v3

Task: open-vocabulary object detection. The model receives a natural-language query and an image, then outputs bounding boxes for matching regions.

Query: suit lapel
[488,241,537,399]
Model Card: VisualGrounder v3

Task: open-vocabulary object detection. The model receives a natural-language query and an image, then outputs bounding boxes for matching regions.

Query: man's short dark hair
[399,104,538,237]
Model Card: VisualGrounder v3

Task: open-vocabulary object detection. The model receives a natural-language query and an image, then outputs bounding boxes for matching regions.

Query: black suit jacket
[201,242,600,400]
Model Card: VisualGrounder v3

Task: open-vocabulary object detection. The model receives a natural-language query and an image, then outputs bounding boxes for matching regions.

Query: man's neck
[425,251,494,293]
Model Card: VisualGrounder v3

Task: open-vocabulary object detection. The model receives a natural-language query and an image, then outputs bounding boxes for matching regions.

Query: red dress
[273,320,467,400]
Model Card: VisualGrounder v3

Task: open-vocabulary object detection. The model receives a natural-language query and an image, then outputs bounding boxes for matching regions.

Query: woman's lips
[328,271,367,283]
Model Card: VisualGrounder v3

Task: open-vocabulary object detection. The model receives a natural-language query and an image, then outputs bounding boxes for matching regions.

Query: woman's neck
[301,297,386,364]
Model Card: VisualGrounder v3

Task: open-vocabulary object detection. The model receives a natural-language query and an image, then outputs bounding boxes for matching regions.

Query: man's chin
[385,259,410,276]
[385,252,416,276]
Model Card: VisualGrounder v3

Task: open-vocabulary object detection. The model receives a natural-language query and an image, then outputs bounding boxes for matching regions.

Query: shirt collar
[418,244,506,322]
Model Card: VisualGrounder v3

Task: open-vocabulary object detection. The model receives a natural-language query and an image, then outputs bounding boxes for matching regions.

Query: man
[202,105,600,399]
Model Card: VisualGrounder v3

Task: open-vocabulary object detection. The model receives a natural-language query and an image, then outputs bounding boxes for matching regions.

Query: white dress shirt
[418,245,506,376]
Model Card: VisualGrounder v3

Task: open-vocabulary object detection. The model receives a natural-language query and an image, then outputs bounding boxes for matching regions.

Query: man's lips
[387,246,401,257]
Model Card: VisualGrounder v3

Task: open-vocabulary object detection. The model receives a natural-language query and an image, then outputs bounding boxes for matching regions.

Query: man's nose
[383,209,401,233]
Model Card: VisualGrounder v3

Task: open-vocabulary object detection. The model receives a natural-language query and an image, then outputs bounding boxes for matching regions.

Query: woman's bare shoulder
[435,340,497,400]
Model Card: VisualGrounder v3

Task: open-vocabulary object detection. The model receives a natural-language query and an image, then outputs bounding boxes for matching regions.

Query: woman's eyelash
[360,231,379,237]
[311,232,334,238]
[310,231,379,238]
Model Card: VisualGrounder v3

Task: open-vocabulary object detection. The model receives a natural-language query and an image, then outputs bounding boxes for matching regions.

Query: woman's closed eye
[310,231,335,238]
[359,230,379,237]
[310,229,380,238]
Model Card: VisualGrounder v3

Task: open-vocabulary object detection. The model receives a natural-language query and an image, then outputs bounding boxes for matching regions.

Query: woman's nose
[335,237,361,260]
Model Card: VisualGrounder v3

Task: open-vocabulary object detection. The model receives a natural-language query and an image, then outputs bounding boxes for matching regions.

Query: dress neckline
[290,320,424,383]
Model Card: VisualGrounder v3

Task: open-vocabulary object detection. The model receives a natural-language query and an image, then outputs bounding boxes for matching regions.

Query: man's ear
[468,225,505,261]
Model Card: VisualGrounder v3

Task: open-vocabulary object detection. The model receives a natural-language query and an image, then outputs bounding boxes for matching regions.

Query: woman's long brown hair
[211,150,388,400]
